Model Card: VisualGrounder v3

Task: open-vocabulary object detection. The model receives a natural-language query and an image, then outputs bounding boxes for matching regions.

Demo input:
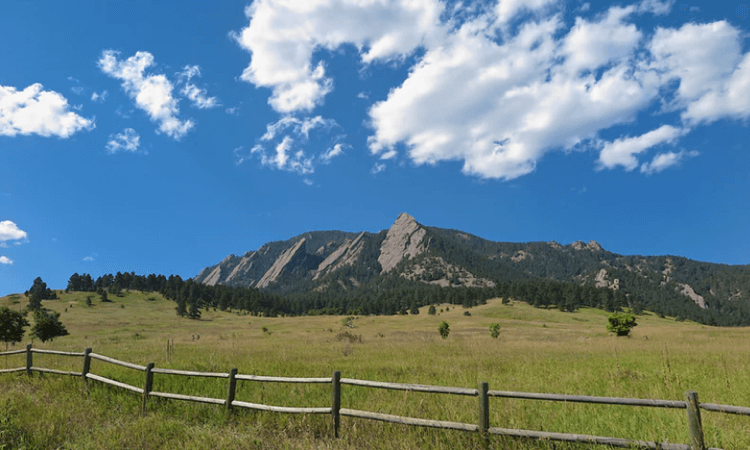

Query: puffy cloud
[0,221,27,242]
[236,1,750,179]
[233,0,445,113]
[597,125,687,170]
[241,116,346,174]
[105,128,141,154]
[98,50,194,139]
[640,149,698,174]
[369,10,663,179]
[177,65,220,109]
[648,21,743,111]
[0,83,94,138]
[0,256,12,265]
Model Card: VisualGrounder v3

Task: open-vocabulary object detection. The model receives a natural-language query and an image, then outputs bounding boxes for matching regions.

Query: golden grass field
[1,290,750,449]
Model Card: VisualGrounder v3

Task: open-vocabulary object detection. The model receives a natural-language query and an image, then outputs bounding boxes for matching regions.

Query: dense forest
[62,265,750,326]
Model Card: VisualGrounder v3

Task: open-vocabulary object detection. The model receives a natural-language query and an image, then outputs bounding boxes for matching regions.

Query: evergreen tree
[31,309,69,343]
[0,307,29,350]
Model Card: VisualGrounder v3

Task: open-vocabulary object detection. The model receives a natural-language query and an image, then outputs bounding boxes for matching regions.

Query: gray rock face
[314,232,366,280]
[378,213,428,273]
[257,238,308,288]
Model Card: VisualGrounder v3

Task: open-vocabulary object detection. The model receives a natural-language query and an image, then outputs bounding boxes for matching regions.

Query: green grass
[1,290,750,449]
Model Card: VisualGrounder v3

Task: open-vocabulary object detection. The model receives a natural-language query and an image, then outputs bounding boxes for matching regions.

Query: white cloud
[0,256,12,265]
[494,0,556,28]
[597,125,687,170]
[0,221,27,242]
[640,149,698,174]
[648,21,743,111]
[235,1,750,179]
[91,90,108,102]
[98,50,194,139]
[0,84,94,138]
[321,143,345,163]
[233,0,446,113]
[177,65,220,109]
[636,0,674,15]
[303,178,314,186]
[83,256,94,261]
[244,116,346,174]
[371,162,386,174]
[105,128,141,154]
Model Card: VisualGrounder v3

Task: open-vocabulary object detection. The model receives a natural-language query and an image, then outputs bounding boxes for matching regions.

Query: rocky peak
[378,213,428,273]
[256,238,308,288]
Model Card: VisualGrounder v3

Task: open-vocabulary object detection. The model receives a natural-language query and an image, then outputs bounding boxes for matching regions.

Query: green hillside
[1,290,750,449]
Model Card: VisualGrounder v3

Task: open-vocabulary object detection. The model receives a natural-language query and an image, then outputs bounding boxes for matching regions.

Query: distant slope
[194,213,750,325]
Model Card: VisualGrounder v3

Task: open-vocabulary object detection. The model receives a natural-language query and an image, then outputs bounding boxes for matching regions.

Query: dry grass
[1,290,750,449]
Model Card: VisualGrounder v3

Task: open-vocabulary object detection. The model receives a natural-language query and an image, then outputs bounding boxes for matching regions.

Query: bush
[489,323,500,338]
[438,321,450,339]
[463,311,471,316]
[428,305,436,315]
[606,312,637,336]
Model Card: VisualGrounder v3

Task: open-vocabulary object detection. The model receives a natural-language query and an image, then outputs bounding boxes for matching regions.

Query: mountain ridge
[194,213,750,324]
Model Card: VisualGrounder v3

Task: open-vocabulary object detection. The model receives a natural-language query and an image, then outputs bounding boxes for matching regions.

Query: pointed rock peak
[394,212,418,227]
[588,240,602,251]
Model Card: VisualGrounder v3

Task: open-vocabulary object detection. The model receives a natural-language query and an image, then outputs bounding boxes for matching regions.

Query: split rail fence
[2,345,750,450]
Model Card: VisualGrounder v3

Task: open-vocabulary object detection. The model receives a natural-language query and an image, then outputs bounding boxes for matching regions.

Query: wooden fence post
[25,344,32,376]
[226,368,238,412]
[142,363,155,415]
[82,348,92,385]
[332,370,341,438]
[685,390,706,450]
[479,381,489,449]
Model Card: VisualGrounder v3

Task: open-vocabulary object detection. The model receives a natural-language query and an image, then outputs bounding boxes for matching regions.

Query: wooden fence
[3,345,750,450]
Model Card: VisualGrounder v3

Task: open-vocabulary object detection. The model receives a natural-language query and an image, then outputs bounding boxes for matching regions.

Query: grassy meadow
[1,290,750,449]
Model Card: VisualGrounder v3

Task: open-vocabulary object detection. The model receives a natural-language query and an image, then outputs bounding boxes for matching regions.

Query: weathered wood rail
[2,345,747,450]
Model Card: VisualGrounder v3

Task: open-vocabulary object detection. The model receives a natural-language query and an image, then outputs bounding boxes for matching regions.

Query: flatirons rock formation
[194,213,750,313]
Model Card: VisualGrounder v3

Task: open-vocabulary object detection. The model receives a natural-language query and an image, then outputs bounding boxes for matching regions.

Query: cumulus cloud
[640,149,698,174]
[0,84,94,138]
[98,50,194,139]
[233,0,446,113]
[597,125,687,170]
[105,128,141,154]
[177,65,220,109]
[235,0,750,179]
[0,256,12,265]
[0,221,27,242]
[241,116,346,174]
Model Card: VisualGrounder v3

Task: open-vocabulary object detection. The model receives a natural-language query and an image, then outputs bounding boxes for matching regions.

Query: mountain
[194,213,750,324]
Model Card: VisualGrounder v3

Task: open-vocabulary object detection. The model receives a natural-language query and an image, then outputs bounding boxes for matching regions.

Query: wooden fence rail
[1,346,747,450]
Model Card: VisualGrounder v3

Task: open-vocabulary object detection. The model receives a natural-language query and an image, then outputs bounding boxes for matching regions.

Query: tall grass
[1,291,750,449]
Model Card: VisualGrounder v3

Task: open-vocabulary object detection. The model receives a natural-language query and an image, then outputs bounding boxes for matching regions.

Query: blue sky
[1,0,749,295]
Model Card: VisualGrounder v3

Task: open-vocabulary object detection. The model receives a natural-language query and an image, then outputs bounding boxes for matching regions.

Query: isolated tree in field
[606,312,637,337]
[438,321,450,339]
[27,277,55,311]
[31,309,69,343]
[489,323,500,338]
[0,307,29,350]
[428,305,436,315]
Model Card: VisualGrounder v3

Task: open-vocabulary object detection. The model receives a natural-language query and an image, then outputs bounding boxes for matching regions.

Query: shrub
[489,323,500,338]
[428,305,436,315]
[438,321,450,339]
[463,311,471,316]
[606,312,637,336]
